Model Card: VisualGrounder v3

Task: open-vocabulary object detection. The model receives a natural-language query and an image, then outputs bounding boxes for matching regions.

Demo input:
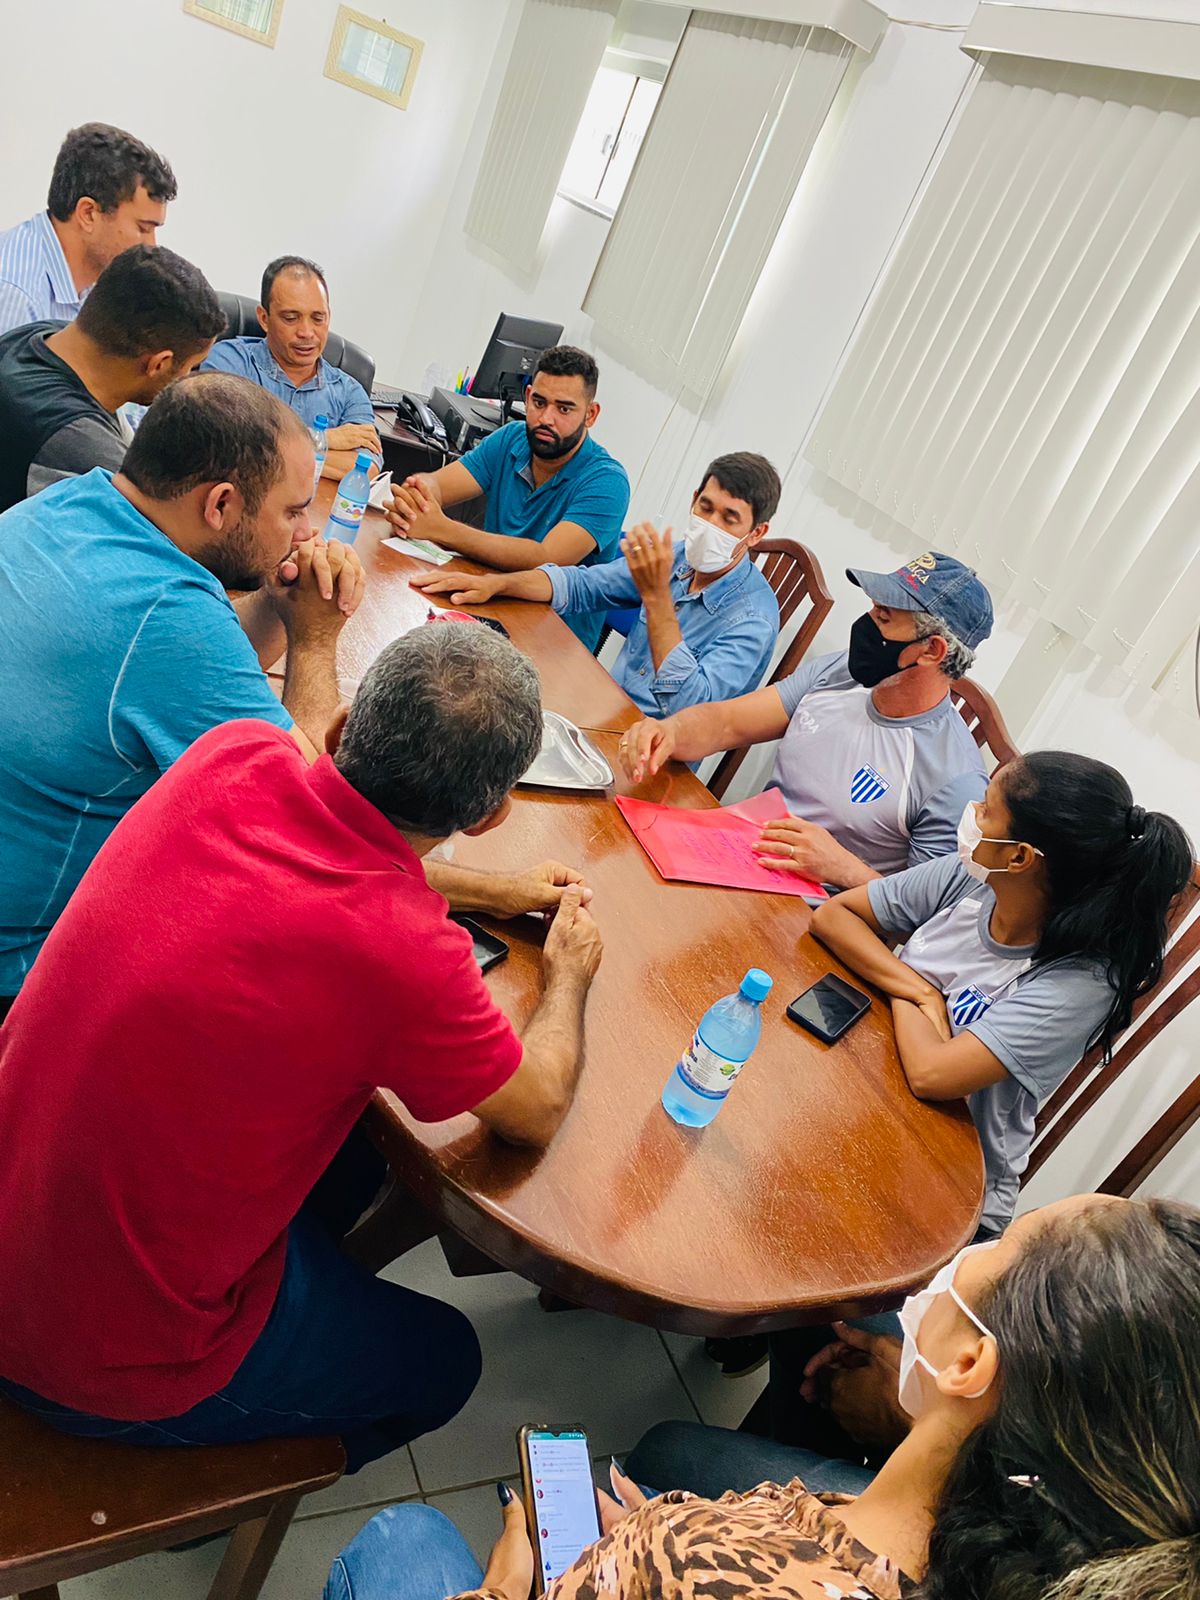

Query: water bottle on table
[310,413,329,492]
[324,451,373,544]
[662,969,773,1128]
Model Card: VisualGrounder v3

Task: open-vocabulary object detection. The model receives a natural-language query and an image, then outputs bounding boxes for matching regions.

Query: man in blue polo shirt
[202,255,381,482]
[412,451,782,717]
[385,346,630,651]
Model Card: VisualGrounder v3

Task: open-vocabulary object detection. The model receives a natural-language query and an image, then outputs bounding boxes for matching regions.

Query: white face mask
[683,513,743,574]
[956,802,1041,883]
[897,1240,998,1420]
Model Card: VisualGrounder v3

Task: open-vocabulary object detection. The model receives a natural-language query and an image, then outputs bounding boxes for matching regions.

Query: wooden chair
[708,538,834,801]
[949,677,1020,771]
[1023,864,1200,1189]
[0,1396,344,1600]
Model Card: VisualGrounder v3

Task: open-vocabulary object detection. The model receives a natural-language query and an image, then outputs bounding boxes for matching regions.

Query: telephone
[396,392,448,447]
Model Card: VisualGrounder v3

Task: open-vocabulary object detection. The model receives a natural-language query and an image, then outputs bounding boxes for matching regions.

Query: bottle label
[675,1031,745,1100]
[330,494,366,527]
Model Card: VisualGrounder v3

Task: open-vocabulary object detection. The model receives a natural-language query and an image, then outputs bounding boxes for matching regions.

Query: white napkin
[367,469,393,509]
[382,536,455,565]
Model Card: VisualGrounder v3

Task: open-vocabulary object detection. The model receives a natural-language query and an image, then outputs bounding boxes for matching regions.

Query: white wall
[401,0,1200,1209]
[0,0,513,382]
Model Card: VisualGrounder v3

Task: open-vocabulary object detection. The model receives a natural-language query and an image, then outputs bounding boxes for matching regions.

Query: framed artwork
[324,6,424,110]
[182,0,284,48]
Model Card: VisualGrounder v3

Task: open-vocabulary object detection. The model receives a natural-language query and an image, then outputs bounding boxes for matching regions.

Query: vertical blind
[806,51,1200,705]
[584,11,855,399]
[465,0,619,272]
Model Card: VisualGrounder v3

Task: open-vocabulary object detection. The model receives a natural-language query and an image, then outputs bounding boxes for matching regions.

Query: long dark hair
[921,1198,1200,1600]
[1002,752,1193,1056]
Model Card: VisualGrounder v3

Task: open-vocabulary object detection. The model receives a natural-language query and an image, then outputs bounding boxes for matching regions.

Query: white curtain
[806,50,1200,716]
[584,10,855,400]
[465,0,620,272]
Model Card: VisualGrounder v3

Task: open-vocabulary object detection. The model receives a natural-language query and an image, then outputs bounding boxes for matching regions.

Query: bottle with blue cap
[310,413,329,493]
[661,968,773,1127]
[324,450,374,544]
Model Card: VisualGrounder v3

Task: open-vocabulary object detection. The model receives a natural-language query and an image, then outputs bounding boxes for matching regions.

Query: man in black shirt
[0,244,225,512]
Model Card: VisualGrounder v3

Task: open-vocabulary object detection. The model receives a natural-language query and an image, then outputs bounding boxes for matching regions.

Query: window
[323,6,423,110]
[464,0,620,272]
[559,60,663,216]
[183,0,283,47]
[584,12,868,399]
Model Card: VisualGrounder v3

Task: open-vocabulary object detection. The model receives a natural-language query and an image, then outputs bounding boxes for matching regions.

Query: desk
[321,496,984,1331]
[372,406,486,529]
[372,406,448,481]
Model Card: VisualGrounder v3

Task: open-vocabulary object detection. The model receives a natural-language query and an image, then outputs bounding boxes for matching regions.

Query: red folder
[615,788,828,901]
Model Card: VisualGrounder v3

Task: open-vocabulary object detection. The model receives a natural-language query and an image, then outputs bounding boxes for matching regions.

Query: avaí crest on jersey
[850,765,890,805]
[951,984,993,1028]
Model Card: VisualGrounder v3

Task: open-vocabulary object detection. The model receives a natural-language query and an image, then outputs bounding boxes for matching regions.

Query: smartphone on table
[450,915,508,974]
[517,1424,601,1593]
[787,974,871,1043]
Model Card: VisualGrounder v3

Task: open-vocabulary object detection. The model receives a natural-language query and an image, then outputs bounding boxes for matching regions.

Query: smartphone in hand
[517,1425,601,1593]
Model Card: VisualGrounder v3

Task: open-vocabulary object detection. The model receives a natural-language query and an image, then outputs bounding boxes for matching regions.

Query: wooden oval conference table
[320,495,984,1336]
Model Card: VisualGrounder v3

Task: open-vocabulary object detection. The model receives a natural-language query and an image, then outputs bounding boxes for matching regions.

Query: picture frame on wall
[182,0,285,48]
[324,6,424,110]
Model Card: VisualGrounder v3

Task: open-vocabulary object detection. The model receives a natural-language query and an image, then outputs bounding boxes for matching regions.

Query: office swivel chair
[216,292,376,395]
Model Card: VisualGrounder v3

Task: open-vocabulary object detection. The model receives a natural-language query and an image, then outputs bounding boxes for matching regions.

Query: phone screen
[788,975,870,1040]
[524,1429,600,1585]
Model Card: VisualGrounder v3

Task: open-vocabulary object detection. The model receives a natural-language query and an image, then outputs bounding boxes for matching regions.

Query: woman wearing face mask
[809,749,1192,1237]
[668,750,1193,1485]
[324,1194,1200,1600]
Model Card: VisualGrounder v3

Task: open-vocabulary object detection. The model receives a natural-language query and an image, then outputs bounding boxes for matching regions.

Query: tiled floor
[56,1238,765,1599]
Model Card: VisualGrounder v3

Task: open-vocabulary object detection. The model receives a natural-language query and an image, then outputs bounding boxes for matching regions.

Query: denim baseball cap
[846,551,994,649]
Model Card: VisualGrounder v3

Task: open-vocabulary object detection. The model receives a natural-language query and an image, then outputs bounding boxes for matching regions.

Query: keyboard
[370,383,405,406]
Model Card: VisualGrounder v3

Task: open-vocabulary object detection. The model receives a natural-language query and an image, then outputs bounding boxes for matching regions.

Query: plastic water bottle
[310,413,329,492]
[324,451,373,544]
[662,969,773,1128]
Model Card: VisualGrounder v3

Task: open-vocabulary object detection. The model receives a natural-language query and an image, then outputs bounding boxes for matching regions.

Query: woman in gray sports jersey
[686,752,1191,1476]
[814,749,1191,1234]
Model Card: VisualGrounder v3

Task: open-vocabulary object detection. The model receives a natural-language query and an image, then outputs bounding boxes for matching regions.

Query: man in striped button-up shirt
[0,123,177,337]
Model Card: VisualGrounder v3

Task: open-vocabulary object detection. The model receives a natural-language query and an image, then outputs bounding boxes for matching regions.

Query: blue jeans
[0,1134,481,1473]
[325,1504,483,1600]
[626,1419,875,1497]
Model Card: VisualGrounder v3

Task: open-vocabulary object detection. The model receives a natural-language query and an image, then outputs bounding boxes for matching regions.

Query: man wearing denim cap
[618,551,995,891]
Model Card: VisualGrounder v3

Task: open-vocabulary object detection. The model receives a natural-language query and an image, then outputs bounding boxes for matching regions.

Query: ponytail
[1002,754,1193,1057]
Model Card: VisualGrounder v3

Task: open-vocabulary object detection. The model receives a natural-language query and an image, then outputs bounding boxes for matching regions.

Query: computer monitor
[471,313,564,402]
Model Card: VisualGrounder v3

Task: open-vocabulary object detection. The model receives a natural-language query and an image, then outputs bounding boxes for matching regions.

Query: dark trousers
[743,1222,1000,1457]
[0,1130,480,1473]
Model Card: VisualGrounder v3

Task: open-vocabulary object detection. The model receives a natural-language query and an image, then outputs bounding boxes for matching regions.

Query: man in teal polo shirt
[384,346,630,650]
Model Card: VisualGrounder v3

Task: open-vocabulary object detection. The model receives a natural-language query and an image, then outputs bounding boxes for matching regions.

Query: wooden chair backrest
[708,538,833,801]
[1023,864,1200,1189]
[950,677,1020,771]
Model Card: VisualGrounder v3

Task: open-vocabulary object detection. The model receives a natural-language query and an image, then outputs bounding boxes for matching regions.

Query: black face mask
[847,612,918,688]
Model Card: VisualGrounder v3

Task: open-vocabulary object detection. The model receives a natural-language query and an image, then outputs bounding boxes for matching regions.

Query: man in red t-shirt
[0,623,602,1472]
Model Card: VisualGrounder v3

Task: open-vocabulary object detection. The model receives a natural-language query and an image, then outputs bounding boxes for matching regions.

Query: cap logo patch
[900,552,937,589]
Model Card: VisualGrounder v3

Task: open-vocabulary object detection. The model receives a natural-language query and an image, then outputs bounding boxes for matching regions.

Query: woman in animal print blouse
[325,1193,1200,1600]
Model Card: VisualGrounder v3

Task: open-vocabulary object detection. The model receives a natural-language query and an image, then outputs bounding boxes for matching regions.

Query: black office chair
[216,291,376,395]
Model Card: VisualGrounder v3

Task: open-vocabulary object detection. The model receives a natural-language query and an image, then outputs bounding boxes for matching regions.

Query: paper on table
[382,535,455,565]
[614,787,828,902]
